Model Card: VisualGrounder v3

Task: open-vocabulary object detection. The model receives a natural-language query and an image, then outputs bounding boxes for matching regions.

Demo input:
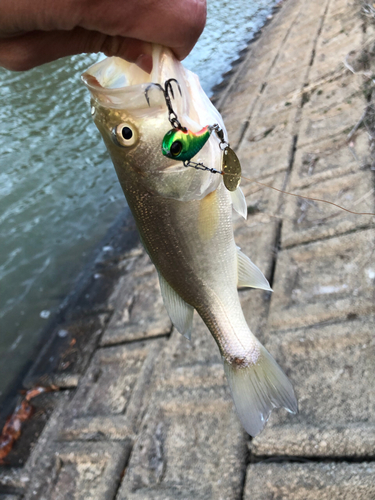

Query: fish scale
[82,45,297,437]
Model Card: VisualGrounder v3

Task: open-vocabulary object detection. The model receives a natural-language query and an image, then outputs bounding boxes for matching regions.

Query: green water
[0,0,276,404]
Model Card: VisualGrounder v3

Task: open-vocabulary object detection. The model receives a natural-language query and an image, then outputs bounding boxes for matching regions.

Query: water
[0,0,276,403]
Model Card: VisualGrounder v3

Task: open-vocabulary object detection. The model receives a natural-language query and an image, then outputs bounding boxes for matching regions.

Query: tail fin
[223,343,297,436]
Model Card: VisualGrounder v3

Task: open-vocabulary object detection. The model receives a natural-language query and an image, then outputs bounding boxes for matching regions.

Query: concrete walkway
[1,0,375,498]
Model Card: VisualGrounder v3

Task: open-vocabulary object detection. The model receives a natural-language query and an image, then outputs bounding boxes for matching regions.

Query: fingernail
[135,53,153,74]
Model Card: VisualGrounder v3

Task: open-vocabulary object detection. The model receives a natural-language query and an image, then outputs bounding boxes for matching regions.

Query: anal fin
[158,272,194,340]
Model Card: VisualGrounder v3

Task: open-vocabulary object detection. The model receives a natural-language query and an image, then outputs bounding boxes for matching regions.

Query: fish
[82,45,297,436]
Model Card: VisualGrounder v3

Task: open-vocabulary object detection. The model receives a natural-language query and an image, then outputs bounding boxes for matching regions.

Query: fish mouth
[81,46,172,110]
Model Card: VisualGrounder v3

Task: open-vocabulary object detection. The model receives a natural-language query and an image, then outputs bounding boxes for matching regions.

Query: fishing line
[237,174,375,217]
[150,78,375,217]
[184,164,375,217]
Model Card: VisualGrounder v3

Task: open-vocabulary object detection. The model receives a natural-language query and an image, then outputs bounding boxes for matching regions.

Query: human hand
[0,0,206,72]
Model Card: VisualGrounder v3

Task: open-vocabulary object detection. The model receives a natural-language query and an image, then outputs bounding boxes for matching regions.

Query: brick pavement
[1,0,375,498]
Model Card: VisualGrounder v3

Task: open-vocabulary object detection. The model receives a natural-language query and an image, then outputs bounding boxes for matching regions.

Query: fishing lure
[145,79,242,192]
[145,79,375,215]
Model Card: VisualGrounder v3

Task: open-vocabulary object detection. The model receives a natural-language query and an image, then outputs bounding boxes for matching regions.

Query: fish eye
[170,140,182,157]
[112,122,138,147]
[122,127,132,140]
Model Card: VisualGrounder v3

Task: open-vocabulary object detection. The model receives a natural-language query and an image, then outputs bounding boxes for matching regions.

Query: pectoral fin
[230,187,247,219]
[158,273,194,340]
[237,247,272,291]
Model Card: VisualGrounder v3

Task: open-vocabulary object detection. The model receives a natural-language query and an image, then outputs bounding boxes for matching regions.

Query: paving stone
[115,309,250,499]
[238,113,295,179]
[217,35,278,118]
[219,85,261,149]
[302,72,362,114]
[260,0,328,84]
[298,84,365,147]
[275,10,323,51]
[269,229,375,330]
[274,35,316,77]
[4,393,129,499]
[256,84,301,117]
[220,87,259,121]
[153,307,230,379]
[220,80,260,106]
[61,339,165,440]
[24,442,130,500]
[232,173,287,339]
[220,0,305,146]
[309,0,364,81]
[281,170,374,247]
[221,115,252,153]
[244,462,375,500]
[253,0,311,65]
[262,67,308,107]
[289,130,371,190]
[245,106,293,139]
[236,169,286,217]
[253,422,375,458]
[244,41,284,77]
[238,137,291,180]
[157,323,221,374]
[252,316,375,456]
[3,0,374,497]
[117,368,247,500]
[101,250,171,345]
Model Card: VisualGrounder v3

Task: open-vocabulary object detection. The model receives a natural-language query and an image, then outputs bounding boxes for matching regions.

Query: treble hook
[164,78,182,100]
[145,79,187,131]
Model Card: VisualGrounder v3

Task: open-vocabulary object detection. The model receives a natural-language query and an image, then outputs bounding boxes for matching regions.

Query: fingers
[0,0,83,34]
[0,29,101,71]
[82,0,207,60]
[0,28,153,72]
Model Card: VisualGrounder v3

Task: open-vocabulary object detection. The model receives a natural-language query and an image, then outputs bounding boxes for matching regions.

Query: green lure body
[162,126,211,162]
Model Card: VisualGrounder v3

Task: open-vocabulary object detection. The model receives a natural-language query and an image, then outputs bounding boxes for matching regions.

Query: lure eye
[113,122,138,147]
[170,140,183,157]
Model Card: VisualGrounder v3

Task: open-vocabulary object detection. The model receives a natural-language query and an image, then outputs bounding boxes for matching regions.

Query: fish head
[82,46,226,201]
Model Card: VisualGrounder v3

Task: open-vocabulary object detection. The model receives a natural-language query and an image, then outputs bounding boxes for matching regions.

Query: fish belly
[123,177,297,437]
[125,180,253,356]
